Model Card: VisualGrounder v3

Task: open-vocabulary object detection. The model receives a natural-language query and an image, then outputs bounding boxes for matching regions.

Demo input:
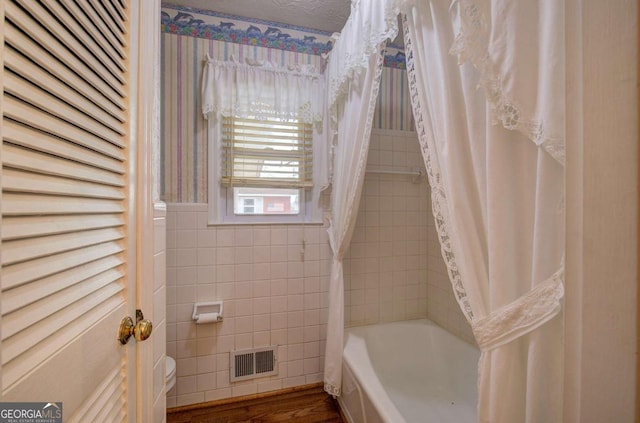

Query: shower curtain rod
[365,168,424,177]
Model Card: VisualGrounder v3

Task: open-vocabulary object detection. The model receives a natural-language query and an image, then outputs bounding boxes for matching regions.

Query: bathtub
[338,319,480,423]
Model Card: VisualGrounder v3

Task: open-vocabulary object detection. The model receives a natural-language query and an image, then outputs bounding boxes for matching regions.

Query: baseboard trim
[166,382,324,414]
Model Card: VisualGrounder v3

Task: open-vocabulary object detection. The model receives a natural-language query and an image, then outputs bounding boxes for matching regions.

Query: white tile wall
[344,130,430,326]
[164,129,474,409]
[165,205,331,407]
[345,129,474,343]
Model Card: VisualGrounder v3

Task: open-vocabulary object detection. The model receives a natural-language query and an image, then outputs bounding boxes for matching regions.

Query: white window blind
[222,115,313,188]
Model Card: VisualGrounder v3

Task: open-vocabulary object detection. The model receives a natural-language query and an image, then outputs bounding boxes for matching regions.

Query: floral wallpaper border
[161,5,334,56]
[161,4,406,68]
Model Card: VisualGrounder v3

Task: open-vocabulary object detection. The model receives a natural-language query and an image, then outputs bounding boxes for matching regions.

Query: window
[208,114,321,224]
[240,197,256,214]
[202,57,325,224]
[234,187,299,215]
[221,115,311,220]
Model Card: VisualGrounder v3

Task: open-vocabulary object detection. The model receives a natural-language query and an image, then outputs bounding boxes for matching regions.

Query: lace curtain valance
[326,0,409,111]
[449,0,565,165]
[201,55,324,126]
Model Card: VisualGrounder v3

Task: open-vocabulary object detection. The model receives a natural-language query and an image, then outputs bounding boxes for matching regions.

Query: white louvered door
[0,1,152,421]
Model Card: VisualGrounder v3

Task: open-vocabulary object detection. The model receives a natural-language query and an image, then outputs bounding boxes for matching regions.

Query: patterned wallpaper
[161,5,415,203]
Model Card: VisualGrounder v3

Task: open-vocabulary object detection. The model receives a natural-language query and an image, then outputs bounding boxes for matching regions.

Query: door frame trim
[129,0,163,421]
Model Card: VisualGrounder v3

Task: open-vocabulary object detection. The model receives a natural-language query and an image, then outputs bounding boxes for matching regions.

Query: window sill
[206,220,325,227]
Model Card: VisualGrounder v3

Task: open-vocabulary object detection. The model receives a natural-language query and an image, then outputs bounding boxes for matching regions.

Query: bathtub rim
[341,334,406,423]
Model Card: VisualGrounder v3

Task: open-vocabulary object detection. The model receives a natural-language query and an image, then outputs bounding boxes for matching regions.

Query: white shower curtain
[323,51,384,397]
[323,0,405,397]
[402,0,565,421]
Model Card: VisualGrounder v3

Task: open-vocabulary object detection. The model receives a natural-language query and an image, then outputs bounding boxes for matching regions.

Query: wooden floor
[167,385,344,423]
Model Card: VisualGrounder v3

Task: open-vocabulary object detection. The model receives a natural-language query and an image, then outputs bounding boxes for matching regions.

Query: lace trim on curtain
[323,47,387,399]
[327,0,406,111]
[207,102,319,125]
[472,264,564,351]
[402,14,475,323]
[336,49,388,256]
[448,0,565,165]
[324,383,341,397]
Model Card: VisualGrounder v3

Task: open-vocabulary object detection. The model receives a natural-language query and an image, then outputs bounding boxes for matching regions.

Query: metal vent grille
[230,346,278,382]
[234,353,254,378]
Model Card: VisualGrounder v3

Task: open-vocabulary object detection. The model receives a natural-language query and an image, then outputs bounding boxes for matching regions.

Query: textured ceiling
[165,0,352,33]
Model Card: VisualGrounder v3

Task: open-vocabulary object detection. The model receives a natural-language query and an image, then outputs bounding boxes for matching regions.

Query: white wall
[565,0,638,421]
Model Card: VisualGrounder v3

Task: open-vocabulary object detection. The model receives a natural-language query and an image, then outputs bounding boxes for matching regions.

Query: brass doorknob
[118,310,153,345]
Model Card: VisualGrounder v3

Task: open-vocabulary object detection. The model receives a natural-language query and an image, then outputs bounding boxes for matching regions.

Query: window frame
[207,117,323,225]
